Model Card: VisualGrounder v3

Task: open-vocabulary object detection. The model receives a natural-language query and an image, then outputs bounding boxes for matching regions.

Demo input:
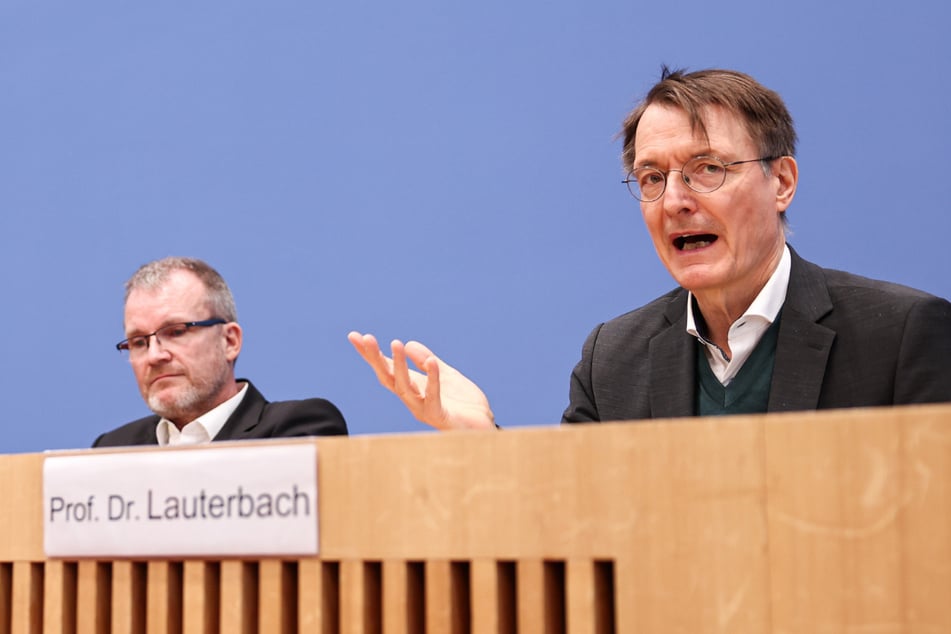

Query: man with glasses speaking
[94,257,347,447]
[348,67,951,429]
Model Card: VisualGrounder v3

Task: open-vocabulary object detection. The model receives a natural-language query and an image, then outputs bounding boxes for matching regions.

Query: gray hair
[124,257,238,322]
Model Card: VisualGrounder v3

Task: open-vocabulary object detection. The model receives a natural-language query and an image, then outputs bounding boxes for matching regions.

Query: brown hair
[620,67,797,173]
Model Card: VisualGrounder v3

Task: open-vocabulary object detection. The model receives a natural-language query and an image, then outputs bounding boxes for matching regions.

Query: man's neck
[691,246,787,356]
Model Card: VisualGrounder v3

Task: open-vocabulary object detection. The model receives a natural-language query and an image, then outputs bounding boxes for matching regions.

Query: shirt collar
[686,244,791,336]
[155,381,249,446]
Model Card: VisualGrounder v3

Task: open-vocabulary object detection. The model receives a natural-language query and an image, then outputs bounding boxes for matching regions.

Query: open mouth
[674,234,718,251]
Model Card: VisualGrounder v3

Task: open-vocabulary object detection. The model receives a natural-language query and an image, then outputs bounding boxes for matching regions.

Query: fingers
[390,340,421,401]
[347,331,396,389]
[422,355,444,424]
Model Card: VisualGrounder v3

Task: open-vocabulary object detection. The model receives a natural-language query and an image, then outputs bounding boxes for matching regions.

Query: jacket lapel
[648,292,697,418]
[767,248,836,411]
[213,380,267,440]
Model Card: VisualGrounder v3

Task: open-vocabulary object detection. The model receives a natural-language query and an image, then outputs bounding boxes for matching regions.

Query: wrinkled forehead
[633,104,753,164]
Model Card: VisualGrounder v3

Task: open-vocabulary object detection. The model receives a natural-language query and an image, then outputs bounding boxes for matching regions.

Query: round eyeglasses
[116,318,227,357]
[622,155,780,202]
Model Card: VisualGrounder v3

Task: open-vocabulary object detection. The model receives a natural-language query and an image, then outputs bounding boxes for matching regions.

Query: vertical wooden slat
[300,560,339,634]
[42,561,74,634]
[297,559,324,634]
[472,560,515,634]
[339,560,380,634]
[425,560,451,633]
[182,561,218,634]
[0,563,12,634]
[381,560,423,634]
[381,560,407,634]
[111,561,145,634]
[12,561,43,634]
[259,559,295,634]
[220,560,257,634]
[146,561,182,634]
[566,559,594,634]
[425,560,470,634]
[567,559,615,634]
[517,560,565,634]
[76,561,110,634]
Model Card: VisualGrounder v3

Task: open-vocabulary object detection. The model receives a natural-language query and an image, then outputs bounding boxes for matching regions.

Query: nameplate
[43,443,318,558]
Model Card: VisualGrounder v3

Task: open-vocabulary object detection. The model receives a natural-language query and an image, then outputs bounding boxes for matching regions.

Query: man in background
[95,256,347,446]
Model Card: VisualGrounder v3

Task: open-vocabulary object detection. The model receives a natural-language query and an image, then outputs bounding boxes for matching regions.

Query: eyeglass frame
[622,155,782,202]
[115,318,228,355]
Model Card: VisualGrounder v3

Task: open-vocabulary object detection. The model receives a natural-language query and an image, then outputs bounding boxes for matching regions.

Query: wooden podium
[1,403,949,633]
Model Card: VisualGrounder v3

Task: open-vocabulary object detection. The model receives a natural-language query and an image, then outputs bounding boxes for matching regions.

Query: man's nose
[661,170,696,214]
[144,335,171,361]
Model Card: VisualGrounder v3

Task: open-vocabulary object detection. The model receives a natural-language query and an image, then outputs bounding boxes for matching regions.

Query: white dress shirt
[686,245,791,386]
[156,382,249,446]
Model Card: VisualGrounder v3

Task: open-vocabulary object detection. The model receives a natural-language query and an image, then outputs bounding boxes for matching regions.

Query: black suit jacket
[563,247,951,423]
[93,380,348,447]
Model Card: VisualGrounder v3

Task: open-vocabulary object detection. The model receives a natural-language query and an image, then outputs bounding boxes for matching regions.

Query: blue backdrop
[1,1,948,452]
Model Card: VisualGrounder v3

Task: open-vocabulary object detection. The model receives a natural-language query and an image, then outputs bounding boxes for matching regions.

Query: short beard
[147,370,231,425]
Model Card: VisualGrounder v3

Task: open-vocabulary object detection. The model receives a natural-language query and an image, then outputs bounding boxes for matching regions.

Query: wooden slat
[110,561,145,634]
[220,560,256,634]
[298,559,332,634]
[381,560,424,634]
[516,560,565,634]
[0,563,12,634]
[259,559,295,634]
[182,561,218,634]
[41,561,73,634]
[146,561,182,634]
[566,559,615,634]
[12,562,43,634]
[471,559,517,634]
[339,560,380,634]
[76,561,109,634]
[566,559,596,634]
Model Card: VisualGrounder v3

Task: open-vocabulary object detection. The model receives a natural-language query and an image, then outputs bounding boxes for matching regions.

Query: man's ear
[775,155,798,212]
[224,322,243,362]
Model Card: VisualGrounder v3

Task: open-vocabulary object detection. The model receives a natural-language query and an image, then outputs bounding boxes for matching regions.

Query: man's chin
[147,390,192,421]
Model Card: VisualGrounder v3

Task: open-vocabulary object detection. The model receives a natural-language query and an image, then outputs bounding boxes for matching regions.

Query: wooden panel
[0,455,44,561]
[766,404,951,632]
[0,403,946,632]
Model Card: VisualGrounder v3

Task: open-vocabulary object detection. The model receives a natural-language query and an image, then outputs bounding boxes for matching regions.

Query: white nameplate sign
[43,443,318,558]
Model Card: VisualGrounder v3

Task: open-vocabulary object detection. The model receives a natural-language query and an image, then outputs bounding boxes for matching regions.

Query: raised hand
[347,331,495,430]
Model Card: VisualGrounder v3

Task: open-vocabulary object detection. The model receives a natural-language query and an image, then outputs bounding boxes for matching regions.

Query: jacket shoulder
[92,415,159,448]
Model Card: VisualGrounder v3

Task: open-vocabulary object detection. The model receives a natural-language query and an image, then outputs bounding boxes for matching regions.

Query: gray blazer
[93,380,347,447]
[563,247,951,423]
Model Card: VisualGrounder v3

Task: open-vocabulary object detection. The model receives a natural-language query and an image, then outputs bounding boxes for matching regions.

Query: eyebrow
[636,148,718,169]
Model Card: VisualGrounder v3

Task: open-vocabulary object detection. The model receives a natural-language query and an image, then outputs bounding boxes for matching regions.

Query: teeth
[682,239,710,251]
